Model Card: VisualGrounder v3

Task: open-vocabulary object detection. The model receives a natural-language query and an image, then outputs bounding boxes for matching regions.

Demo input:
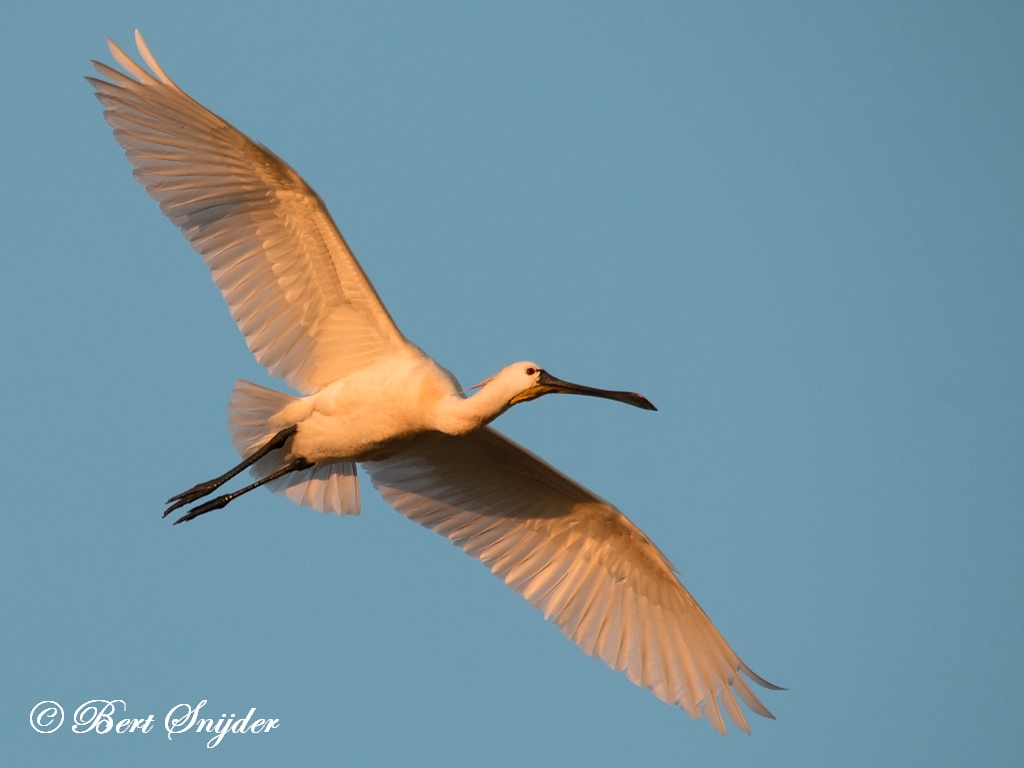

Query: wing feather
[90,33,411,394]
[364,427,779,734]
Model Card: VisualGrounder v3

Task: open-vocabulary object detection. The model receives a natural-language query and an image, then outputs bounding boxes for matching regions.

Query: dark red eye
[526,367,536,376]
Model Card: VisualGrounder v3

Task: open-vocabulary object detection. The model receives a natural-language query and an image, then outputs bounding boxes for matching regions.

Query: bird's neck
[433,382,514,435]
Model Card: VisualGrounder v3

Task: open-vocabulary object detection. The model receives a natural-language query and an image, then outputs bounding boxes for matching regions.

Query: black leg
[163,425,298,517]
[172,458,314,525]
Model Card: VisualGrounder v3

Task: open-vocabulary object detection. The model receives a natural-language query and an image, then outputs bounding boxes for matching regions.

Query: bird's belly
[287,386,431,463]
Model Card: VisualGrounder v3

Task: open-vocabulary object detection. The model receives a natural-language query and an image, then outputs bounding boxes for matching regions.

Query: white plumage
[90,31,780,734]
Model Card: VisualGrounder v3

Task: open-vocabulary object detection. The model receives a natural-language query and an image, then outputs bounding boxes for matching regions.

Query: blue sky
[2,1,1022,765]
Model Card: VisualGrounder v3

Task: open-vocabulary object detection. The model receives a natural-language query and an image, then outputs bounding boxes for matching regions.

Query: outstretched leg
[172,457,314,525]
[163,425,298,517]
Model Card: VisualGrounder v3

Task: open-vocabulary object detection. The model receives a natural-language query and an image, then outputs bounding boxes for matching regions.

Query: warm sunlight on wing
[90,32,411,395]
[365,427,780,734]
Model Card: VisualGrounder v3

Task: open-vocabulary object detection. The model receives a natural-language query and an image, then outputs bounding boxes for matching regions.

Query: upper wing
[89,32,410,394]
[364,427,780,734]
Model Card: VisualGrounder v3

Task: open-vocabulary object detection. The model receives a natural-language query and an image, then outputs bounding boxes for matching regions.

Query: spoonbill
[89,32,780,734]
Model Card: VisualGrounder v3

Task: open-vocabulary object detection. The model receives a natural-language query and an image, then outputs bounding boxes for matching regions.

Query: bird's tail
[228,379,361,515]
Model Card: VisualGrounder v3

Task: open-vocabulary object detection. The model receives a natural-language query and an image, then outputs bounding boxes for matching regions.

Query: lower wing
[363,427,780,734]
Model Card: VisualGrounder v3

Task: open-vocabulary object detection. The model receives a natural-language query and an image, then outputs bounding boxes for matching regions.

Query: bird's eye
[526,367,536,376]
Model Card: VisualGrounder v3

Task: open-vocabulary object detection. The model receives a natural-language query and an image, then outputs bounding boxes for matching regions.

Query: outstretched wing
[89,31,411,394]
[364,427,780,734]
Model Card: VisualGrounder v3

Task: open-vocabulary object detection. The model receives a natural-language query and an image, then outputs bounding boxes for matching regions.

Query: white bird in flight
[89,31,780,734]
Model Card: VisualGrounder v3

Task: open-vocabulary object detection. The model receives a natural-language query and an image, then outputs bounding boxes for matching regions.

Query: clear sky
[2,1,1022,765]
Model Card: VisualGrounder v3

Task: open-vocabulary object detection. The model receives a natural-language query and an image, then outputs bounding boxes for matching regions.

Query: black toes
[172,494,233,525]
[163,481,224,516]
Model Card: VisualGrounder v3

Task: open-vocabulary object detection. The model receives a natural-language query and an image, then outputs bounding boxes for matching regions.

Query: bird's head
[498,362,657,411]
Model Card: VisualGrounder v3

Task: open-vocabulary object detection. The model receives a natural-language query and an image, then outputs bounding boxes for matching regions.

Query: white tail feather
[228,380,361,515]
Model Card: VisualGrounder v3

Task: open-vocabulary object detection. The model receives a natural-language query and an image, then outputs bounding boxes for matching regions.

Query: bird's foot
[171,493,233,525]
[163,480,225,517]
